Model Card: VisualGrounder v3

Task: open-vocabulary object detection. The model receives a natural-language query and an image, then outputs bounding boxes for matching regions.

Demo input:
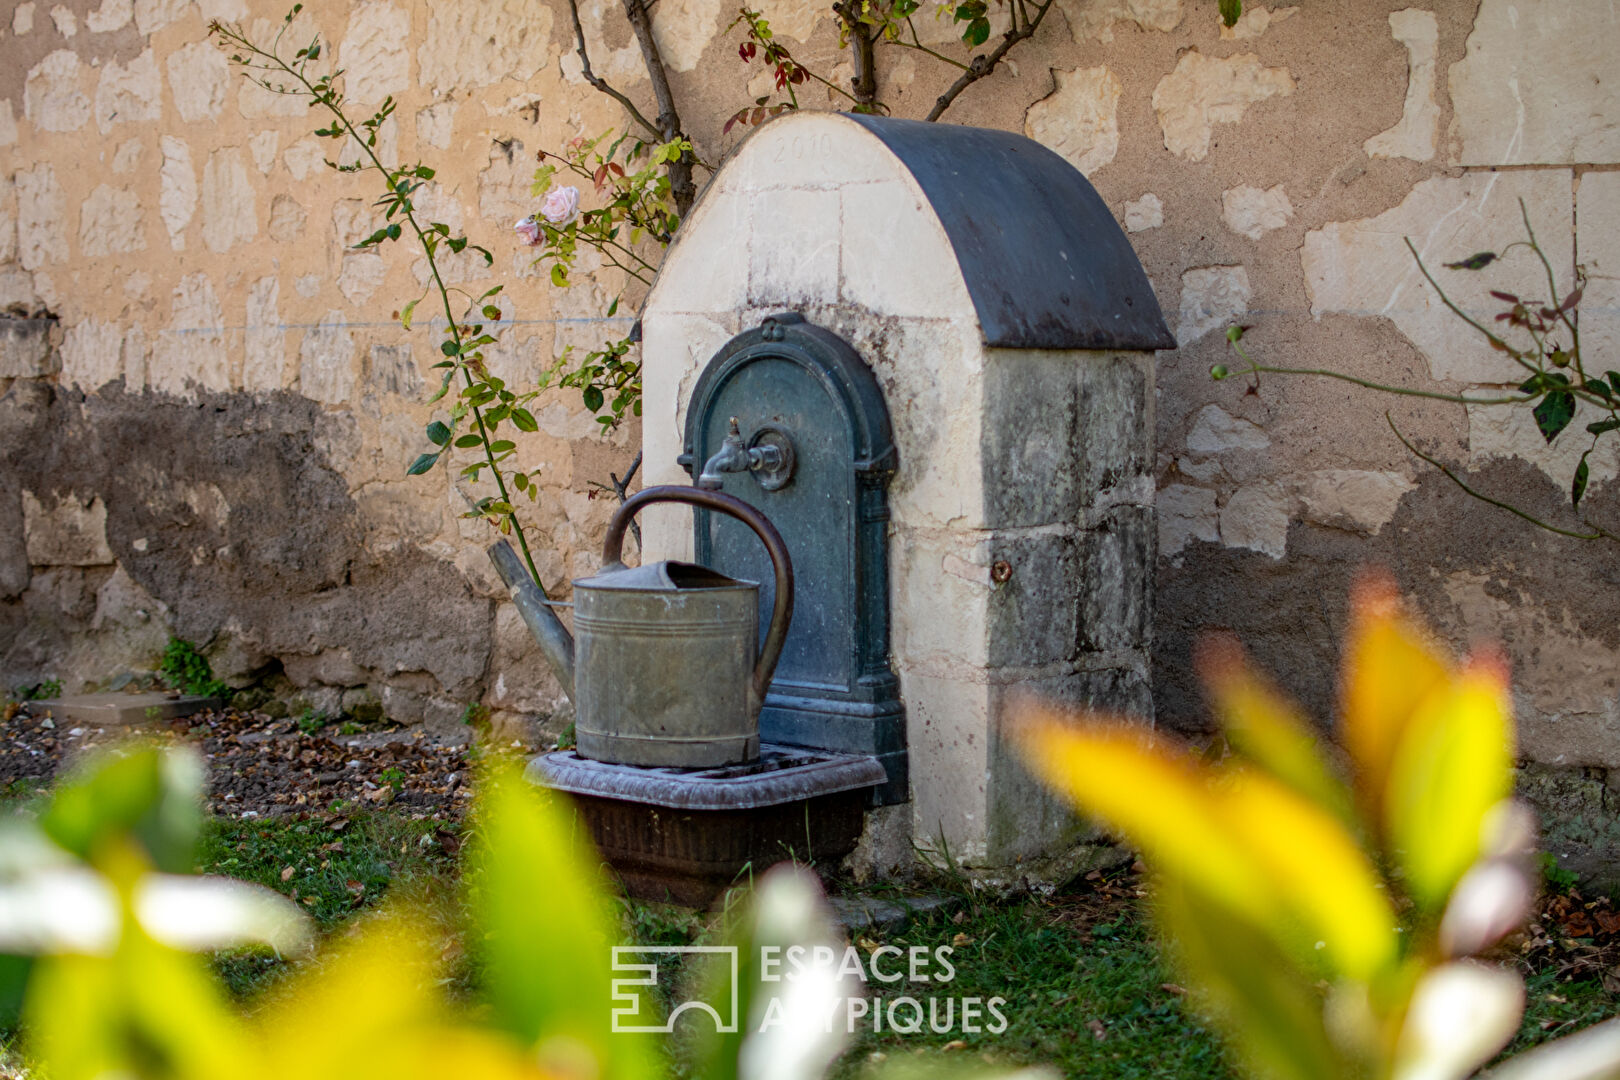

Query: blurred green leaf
[41,748,203,874]
[468,765,657,1080]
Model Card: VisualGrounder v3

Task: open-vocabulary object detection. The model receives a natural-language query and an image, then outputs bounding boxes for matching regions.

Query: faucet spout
[698,417,756,489]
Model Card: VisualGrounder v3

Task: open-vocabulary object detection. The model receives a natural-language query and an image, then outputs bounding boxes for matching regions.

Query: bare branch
[1386,414,1617,542]
[926,0,1055,122]
[568,0,660,138]
[622,0,696,215]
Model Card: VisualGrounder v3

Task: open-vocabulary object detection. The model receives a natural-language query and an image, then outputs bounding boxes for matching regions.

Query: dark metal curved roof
[844,114,1175,351]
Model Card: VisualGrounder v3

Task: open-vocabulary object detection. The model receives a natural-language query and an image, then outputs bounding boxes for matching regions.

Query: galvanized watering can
[488,485,794,768]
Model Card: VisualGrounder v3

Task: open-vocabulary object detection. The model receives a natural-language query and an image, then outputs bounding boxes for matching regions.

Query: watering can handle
[601,484,795,704]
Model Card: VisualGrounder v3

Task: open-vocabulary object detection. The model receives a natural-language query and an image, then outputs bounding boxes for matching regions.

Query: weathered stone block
[0,319,54,378]
[890,530,991,670]
[982,350,1077,528]
[1151,50,1293,162]
[839,180,968,318]
[1302,170,1572,384]
[1077,352,1153,505]
[986,530,1079,668]
[747,188,840,308]
[23,491,114,567]
[1450,0,1620,165]
[1079,505,1154,652]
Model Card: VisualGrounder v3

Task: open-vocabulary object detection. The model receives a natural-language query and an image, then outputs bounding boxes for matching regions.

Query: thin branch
[925,0,1055,122]
[1386,414,1618,541]
[621,0,696,216]
[1226,341,1532,406]
[567,0,660,138]
[892,17,973,71]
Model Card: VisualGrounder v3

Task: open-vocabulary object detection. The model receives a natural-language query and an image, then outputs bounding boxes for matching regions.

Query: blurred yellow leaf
[1016,715,1273,926]
[27,909,249,1080]
[1384,658,1515,912]
[1340,576,1448,822]
[1199,635,1352,819]
[251,909,548,1080]
[1016,710,1395,980]
[1157,877,1346,1080]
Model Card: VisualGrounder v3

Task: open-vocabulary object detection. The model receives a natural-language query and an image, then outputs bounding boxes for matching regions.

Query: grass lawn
[184,805,1620,1079]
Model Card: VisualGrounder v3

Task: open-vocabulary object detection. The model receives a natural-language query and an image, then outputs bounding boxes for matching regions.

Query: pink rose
[540,185,581,227]
[514,216,543,246]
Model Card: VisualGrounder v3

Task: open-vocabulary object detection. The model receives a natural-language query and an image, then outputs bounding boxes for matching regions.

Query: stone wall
[2,0,1618,862]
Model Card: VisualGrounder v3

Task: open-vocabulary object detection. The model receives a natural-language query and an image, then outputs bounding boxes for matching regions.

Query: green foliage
[1539,851,1579,895]
[9,678,61,703]
[460,702,492,738]
[295,708,328,735]
[160,638,229,699]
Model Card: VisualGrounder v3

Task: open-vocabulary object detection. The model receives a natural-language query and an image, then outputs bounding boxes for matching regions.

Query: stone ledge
[44,692,219,726]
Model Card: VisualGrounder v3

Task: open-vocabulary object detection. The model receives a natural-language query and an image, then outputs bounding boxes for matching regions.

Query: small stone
[1176,266,1250,345]
[1152,50,1294,162]
[1220,484,1292,558]
[267,194,307,243]
[248,130,279,175]
[94,48,160,134]
[1220,184,1292,240]
[1024,66,1122,176]
[79,185,145,257]
[200,147,257,253]
[25,50,90,133]
[1157,483,1219,556]
[1060,0,1181,43]
[415,103,455,150]
[1219,3,1296,39]
[167,41,230,124]
[85,0,133,33]
[298,311,356,404]
[1122,193,1163,233]
[22,491,115,566]
[159,136,196,247]
[340,2,411,105]
[16,164,68,270]
[418,0,554,90]
[1186,403,1268,454]
[1363,9,1438,162]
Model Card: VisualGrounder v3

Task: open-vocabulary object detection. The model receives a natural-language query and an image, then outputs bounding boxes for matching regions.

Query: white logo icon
[610,946,739,1034]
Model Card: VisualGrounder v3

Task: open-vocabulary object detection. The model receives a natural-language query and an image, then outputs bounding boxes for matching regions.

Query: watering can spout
[487,540,576,705]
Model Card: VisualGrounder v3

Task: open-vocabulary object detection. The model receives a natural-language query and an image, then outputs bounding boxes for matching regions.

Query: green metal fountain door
[679,313,905,804]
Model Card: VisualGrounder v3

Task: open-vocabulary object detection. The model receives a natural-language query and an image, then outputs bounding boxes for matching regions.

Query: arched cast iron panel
[843,113,1177,352]
[679,314,906,804]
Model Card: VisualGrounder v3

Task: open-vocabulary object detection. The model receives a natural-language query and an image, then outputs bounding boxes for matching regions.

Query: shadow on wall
[0,375,494,722]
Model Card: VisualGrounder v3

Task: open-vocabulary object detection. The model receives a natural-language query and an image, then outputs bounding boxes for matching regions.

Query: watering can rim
[574,558,761,593]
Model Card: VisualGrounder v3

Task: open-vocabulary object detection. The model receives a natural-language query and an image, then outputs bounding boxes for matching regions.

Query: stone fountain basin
[528,745,886,906]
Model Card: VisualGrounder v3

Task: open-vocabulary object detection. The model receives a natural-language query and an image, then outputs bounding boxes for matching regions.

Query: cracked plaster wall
[2,0,1619,874]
